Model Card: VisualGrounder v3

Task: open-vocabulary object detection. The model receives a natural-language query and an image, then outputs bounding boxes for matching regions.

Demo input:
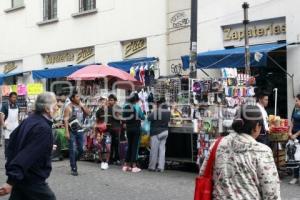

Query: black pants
[126,127,141,163]
[5,139,9,159]
[9,182,56,200]
[110,128,121,162]
[256,134,270,146]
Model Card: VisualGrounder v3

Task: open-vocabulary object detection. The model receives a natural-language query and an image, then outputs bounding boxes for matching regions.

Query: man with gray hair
[0,92,58,200]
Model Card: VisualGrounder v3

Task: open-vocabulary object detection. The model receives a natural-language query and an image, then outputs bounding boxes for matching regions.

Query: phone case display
[197,133,211,165]
[191,79,225,106]
[153,77,188,104]
[82,96,99,129]
[17,95,27,121]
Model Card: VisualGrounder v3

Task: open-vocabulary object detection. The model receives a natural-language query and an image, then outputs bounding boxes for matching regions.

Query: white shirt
[257,103,269,132]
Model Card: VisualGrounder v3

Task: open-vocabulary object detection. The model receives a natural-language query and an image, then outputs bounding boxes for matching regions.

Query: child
[94,110,111,170]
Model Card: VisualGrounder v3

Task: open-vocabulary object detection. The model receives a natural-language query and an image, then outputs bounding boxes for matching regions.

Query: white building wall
[0,0,168,74]
[1,0,300,115]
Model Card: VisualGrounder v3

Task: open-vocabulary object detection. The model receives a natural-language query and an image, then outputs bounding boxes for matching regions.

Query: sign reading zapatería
[44,47,94,65]
[222,17,286,47]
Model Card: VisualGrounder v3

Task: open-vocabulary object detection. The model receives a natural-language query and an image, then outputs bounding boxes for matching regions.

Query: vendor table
[166,126,198,163]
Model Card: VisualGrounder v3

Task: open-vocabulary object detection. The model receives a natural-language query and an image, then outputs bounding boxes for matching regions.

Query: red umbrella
[67,64,140,83]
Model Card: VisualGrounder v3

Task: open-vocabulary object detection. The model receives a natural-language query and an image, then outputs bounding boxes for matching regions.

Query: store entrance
[252,47,287,118]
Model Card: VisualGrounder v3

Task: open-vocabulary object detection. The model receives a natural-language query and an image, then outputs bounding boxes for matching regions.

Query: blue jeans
[69,131,84,171]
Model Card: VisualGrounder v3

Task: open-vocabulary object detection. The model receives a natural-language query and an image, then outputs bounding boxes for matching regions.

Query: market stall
[151,68,257,167]
[67,64,143,161]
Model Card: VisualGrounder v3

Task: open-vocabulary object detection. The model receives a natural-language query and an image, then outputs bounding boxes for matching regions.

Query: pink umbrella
[67,64,140,83]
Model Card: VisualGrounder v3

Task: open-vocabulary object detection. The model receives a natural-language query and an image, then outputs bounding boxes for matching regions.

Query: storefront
[182,17,288,118]
[32,46,96,93]
[172,17,291,168]
[0,60,29,85]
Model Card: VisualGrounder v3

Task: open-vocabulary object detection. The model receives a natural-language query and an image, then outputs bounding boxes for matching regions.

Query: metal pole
[189,0,198,78]
[242,2,251,75]
[274,88,278,116]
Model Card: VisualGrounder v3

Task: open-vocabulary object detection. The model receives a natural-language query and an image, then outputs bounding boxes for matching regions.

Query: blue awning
[0,71,26,85]
[108,57,158,71]
[181,43,287,69]
[32,65,87,79]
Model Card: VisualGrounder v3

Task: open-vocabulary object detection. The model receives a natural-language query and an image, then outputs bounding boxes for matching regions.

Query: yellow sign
[11,85,17,93]
[124,39,146,58]
[76,48,94,64]
[44,47,94,65]
[45,53,74,65]
[27,83,44,95]
[223,23,286,41]
[4,62,17,74]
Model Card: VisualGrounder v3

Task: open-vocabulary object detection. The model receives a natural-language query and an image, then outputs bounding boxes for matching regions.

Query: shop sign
[4,62,17,74]
[27,83,44,95]
[44,47,95,65]
[222,17,286,47]
[168,10,190,29]
[123,39,147,58]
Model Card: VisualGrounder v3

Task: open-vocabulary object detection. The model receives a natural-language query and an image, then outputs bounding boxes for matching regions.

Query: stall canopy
[32,64,87,79]
[108,57,158,72]
[181,42,287,69]
[0,71,27,85]
[67,64,140,83]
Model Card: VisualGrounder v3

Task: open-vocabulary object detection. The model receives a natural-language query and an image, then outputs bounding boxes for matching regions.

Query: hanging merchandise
[139,65,145,84]
[130,66,136,77]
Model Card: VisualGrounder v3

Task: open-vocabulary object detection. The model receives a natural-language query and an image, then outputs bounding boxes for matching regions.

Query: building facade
[1,0,300,116]
[0,0,168,82]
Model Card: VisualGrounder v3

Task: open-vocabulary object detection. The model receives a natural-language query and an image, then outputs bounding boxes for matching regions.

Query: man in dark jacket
[0,92,58,200]
[148,98,171,172]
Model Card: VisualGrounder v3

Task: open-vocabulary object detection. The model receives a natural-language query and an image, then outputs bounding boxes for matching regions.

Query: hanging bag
[194,137,223,200]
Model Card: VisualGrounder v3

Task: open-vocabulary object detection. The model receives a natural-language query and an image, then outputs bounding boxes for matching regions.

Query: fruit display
[268,115,289,142]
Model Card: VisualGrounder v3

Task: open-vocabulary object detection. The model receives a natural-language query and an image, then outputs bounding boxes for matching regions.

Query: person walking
[0,92,20,159]
[122,92,145,173]
[199,104,280,199]
[0,92,58,200]
[64,91,90,176]
[256,92,270,146]
[148,98,171,172]
[107,94,122,165]
[288,94,300,184]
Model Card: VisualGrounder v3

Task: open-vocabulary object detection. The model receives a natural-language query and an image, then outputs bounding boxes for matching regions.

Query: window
[79,0,96,12]
[12,0,24,8]
[43,0,57,21]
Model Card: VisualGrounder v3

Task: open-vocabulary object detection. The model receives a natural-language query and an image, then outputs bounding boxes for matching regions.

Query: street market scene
[1,0,300,199]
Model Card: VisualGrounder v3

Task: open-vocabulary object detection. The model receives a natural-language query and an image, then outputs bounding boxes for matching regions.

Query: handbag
[194,137,223,200]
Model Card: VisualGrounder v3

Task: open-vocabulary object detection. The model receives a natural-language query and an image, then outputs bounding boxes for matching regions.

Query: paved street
[0,147,300,200]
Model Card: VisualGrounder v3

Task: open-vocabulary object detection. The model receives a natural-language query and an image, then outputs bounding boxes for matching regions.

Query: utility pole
[189,0,197,78]
[243,2,251,75]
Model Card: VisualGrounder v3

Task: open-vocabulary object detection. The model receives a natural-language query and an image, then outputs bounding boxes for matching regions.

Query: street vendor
[256,92,270,146]
[0,92,20,159]
[288,94,300,185]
